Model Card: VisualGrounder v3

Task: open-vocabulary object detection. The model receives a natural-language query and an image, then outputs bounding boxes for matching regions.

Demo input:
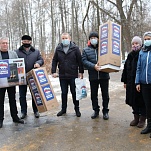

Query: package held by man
[98,20,121,72]
[27,67,58,113]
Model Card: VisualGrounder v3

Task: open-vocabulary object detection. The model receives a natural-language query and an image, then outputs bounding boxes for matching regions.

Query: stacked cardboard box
[27,67,58,113]
[98,20,121,72]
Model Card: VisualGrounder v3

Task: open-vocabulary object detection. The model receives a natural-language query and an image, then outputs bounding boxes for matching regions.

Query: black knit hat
[89,32,99,40]
[21,35,32,40]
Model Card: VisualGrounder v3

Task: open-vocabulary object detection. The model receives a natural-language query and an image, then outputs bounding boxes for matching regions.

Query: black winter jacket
[121,50,144,107]
[51,42,84,79]
[15,46,44,73]
[82,45,110,81]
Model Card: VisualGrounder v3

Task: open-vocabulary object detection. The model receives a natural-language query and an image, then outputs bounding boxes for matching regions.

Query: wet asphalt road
[0,71,151,151]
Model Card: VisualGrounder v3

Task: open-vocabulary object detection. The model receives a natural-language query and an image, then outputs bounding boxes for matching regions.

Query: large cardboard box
[0,58,26,88]
[27,67,59,113]
[98,20,121,72]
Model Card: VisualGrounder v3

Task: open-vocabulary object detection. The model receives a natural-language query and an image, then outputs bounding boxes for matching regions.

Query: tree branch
[90,0,120,24]
[82,1,91,40]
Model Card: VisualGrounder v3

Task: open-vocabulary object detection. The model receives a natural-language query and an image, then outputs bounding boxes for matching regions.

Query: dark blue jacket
[51,42,84,79]
[15,46,44,73]
[82,45,110,81]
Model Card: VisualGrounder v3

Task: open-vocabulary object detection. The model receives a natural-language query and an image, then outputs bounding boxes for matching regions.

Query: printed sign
[42,84,54,101]
[100,24,108,40]
[28,77,37,91]
[33,92,43,106]
[0,58,26,88]
[35,69,48,85]
[112,39,120,55]
[112,23,120,40]
[100,40,108,55]
[0,60,10,78]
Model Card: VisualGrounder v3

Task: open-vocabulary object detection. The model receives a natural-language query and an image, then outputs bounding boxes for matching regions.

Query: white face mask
[62,39,70,46]
[90,39,98,45]
[144,40,151,47]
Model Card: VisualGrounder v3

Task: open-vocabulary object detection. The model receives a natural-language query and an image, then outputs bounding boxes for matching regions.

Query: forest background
[0,0,151,73]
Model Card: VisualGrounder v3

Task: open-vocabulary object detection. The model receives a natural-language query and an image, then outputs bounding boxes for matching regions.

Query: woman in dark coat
[121,36,146,128]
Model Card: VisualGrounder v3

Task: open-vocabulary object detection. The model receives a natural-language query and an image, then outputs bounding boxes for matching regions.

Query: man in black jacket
[82,32,110,120]
[16,35,44,119]
[51,33,84,117]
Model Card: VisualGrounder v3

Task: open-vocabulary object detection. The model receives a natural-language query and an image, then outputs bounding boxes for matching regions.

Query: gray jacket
[15,46,44,73]
[0,50,18,59]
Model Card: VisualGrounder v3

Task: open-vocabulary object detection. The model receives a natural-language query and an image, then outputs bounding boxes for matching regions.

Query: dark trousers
[141,84,151,118]
[59,78,79,111]
[132,106,146,116]
[90,79,109,114]
[0,86,18,121]
[19,85,38,114]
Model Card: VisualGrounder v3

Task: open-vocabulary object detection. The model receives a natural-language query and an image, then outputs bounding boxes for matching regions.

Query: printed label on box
[42,84,54,101]
[100,40,108,55]
[112,39,120,55]
[100,24,108,40]
[0,60,10,78]
[35,69,48,85]
[33,92,43,106]
[112,23,120,40]
[28,77,37,91]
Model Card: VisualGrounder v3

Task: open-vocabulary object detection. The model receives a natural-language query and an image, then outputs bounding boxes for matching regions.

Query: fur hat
[21,35,32,40]
[143,31,151,38]
[89,32,99,40]
[131,36,142,46]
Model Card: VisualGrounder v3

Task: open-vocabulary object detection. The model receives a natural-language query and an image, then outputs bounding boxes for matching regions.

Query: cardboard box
[0,58,26,88]
[98,20,121,72]
[27,67,59,113]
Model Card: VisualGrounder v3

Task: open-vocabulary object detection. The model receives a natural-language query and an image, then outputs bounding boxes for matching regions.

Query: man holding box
[82,32,110,120]
[0,37,24,128]
[16,35,44,119]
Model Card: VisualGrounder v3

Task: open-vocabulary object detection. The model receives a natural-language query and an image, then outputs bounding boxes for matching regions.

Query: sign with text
[0,58,26,88]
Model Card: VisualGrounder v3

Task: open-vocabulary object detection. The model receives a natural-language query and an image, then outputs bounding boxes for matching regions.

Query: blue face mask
[144,40,151,47]
[90,39,98,45]
[62,39,70,46]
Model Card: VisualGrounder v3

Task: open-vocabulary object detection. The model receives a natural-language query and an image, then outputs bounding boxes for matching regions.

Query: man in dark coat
[16,35,44,119]
[121,36,146,128]
[82,32,110,120]
[51,33,84,117]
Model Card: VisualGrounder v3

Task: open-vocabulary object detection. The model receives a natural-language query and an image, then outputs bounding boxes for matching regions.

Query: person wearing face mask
[15,35,44,119]
[136,32,151,136]
[121,36,146,128]
[82,32,110,120]
[51,33,84,117]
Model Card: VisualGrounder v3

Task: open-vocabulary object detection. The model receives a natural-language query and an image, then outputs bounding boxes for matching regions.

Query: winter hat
[131,36,142,46]
[89,32,99,40]
[21,35,32,41]
[143,31,151,38]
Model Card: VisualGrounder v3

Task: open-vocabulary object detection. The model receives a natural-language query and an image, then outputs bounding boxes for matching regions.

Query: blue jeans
[19,85,38,114]
[59,78,79,111]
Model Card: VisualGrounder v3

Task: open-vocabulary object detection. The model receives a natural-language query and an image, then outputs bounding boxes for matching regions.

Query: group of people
[121,31,151,138]
[1,31,151,138]
[0,35,44,128]
[51,32,110,120]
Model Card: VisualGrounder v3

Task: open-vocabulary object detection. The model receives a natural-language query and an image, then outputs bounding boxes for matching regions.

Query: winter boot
[57,110,66,116]
[141,118,151,134]
[91,111,99,119]
[137,116,146,128]
[75,108,81,117]
[130,114,139,126]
